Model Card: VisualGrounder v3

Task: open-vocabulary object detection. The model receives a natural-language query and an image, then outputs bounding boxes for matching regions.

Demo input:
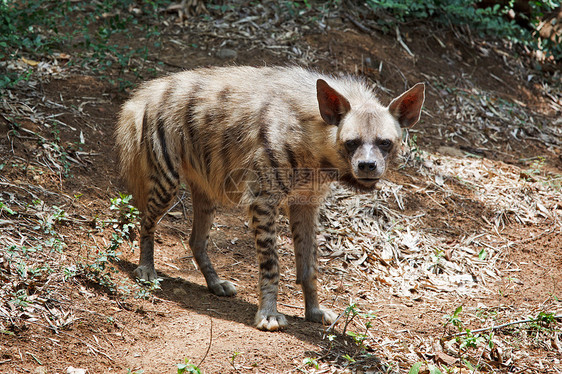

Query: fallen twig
[446,314,562,338]
[344,13,372,34]
[395,25,414,57]
[197,316,213,368]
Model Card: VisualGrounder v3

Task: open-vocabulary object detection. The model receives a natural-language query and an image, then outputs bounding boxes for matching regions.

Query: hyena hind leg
[189,186,236,297]
[135,178,179,282]
[289,203,337,326]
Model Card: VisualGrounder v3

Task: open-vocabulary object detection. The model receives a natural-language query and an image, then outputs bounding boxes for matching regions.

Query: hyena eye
[344,139,360,152]
[379,139,393,150]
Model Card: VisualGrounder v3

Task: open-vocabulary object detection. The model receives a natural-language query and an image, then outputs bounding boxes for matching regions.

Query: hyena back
[115,66,425,331]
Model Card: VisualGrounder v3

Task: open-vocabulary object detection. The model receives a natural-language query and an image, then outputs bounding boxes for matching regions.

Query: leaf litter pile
[1,2,562,373]
[310,79,562,371]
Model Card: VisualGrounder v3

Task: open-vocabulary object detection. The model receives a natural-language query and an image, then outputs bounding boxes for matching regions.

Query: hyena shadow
[117,259,327,339]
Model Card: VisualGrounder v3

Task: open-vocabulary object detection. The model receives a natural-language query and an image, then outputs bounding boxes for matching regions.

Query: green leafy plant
[444,305,464,331]
[9,289,30,308]
[0,0,167,91]
[135,277,162,299]
[529,311,557,332]
[366,0,561,60]
[408,362,423,374]
[303,356,319,369]
[328,303,379,367]
[229,351,242,371]
[109,193,140,244]
[458,330,485,350]
[177,359,202,374]
[80,194,139,294]
[34,204,67,236]
[0,201,16,215]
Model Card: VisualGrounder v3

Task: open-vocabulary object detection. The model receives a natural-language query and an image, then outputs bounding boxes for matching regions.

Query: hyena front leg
[249,199,287,331]
[189,186,236,296]
[289,203,337,325]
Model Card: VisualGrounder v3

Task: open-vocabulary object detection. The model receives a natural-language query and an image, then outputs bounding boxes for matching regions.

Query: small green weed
[401,132,426,168]
[408,362,444,374]
[177,359,202,374]
[135,277,162,299]
[109,192,140,244]
[0,201,16,215]
[443,305,464,331]
[229,351,242,371]
[321,303,379,368]
[303,356,319,369]
[126,369,144,374]
[34,204,67,236]
[9,289,30,308]
[528,311,557,333]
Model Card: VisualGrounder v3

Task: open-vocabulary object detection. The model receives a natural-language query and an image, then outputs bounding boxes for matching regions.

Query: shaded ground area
[1,3,561,374]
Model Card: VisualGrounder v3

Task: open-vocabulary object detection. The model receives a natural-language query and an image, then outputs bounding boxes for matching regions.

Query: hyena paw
[208,280,237,297]
[134,265,158,281]
[306,307,338,325]
[255,311,288,331]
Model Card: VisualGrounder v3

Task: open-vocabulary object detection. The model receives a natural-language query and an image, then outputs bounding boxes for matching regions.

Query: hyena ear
[388,83,425,128]
[316,79,351,126]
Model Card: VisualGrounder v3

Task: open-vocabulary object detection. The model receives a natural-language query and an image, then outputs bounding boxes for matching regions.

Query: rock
[216,48,237,59]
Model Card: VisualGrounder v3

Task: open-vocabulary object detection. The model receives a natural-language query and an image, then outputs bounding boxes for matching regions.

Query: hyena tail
[115,100,151,212]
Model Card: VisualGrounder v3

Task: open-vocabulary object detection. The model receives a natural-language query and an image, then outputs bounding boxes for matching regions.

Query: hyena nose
[358,161,377,172]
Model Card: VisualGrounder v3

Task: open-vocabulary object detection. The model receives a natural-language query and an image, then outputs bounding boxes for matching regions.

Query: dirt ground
[1,6,561,374]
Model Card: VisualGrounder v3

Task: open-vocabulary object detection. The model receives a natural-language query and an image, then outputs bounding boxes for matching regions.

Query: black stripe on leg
[292,232,301,243]
[290,221,300,234]
[258,103,279,169]
[284,143,298,169]
[146,138,178,188]
[157,118,179,180]
[274,169,290,194]
[150,175,173,198]
[256,237,275,248]
[203,145,213,177]
[251,204,271,217]
[260,272,279,281]
[143,111,174,187]
[260,258,277,273]
[183,83,204,173]
[255,224,274,233]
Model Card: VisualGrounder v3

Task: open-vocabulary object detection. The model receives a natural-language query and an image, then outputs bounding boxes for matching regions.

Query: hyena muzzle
[115,66,425,331]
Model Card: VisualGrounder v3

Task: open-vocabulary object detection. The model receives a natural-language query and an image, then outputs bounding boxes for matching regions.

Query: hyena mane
[116,66,383,207]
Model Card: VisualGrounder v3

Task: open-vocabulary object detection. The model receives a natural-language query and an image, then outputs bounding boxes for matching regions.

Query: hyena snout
[355,158,384,180]
[358,161,377,173]
[352,144,386,181]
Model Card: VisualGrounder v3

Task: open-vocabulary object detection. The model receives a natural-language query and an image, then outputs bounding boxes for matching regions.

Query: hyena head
[316,79,425,191]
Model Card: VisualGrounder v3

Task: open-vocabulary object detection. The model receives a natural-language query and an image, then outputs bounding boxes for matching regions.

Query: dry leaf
[435,351,458,366]
[21,57,39,66]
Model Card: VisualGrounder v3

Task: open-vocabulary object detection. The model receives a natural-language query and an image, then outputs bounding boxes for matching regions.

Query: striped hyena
[115,66,425,331]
